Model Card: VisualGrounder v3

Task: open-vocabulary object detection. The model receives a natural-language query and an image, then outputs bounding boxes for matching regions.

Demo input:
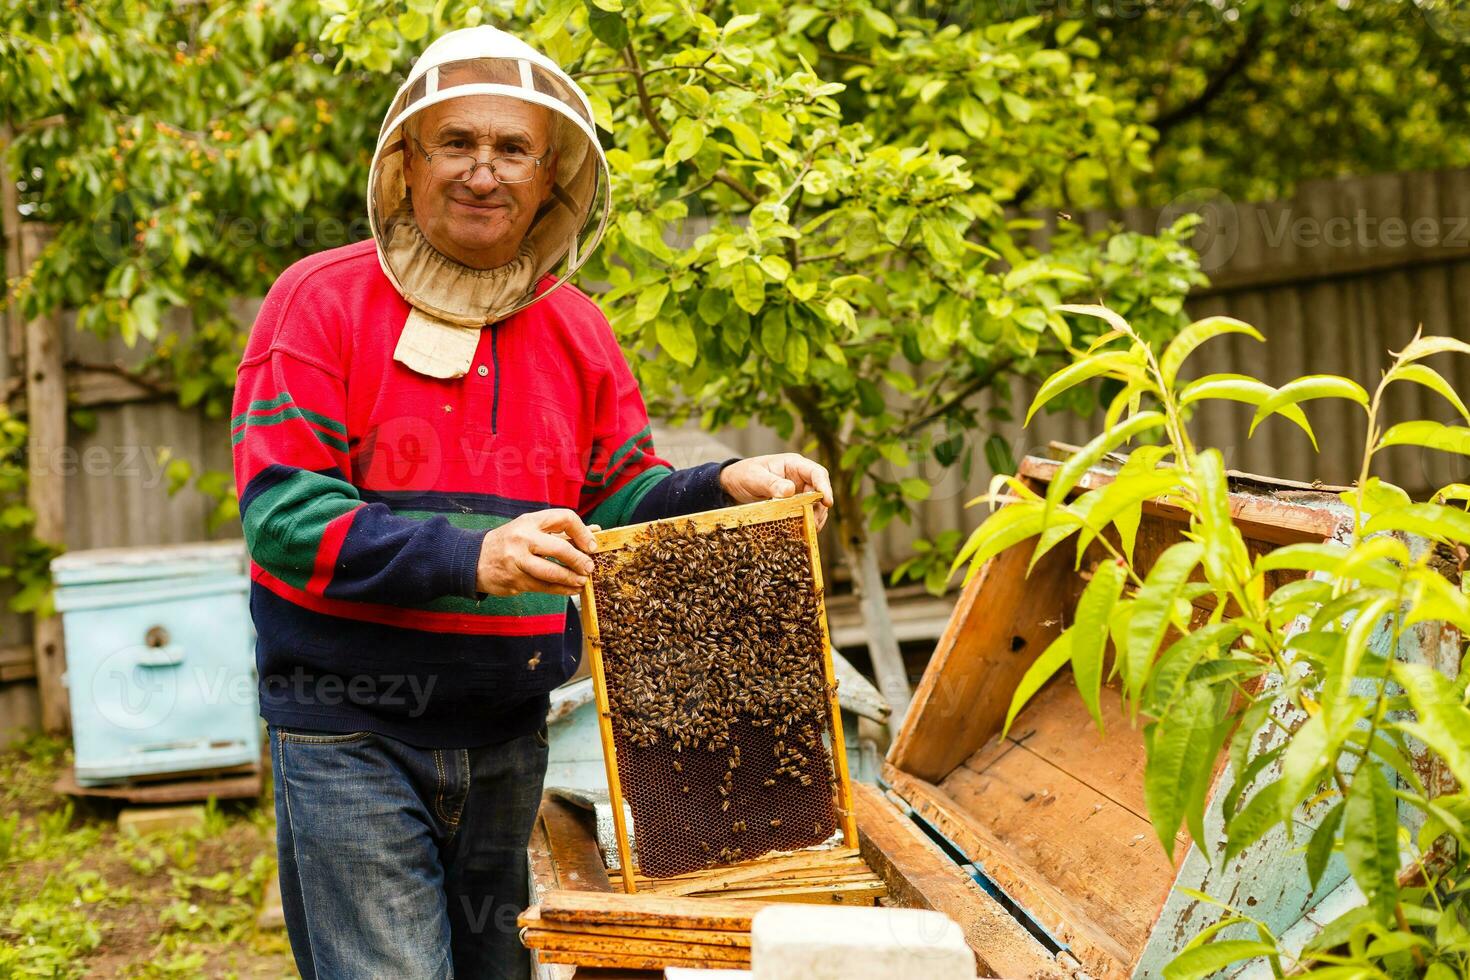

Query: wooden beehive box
[882,451,1460,978]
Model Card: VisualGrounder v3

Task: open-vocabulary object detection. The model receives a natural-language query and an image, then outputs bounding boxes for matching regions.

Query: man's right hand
[476,509,600,596]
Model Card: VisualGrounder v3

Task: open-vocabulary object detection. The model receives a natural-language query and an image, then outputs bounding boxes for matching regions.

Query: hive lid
[51,540,246,587]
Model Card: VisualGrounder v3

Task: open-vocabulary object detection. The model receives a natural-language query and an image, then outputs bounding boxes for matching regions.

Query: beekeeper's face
[403,94,558,269]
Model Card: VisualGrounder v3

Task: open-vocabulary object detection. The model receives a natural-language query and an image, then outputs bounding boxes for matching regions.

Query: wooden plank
[707,880,884,904]
[886,765,1133,979]
[886,524,1075,783]
[633,848,862,894]
[938,734,1179,962]
[520,909,752,948]
[52,766,261,803]
[806,501,861,850]
[522,931,749,966]
[980,679,1163,829]
[537,890,772,931]
[540,797,614,893]
[537,949,746,971]
[576,561,636,894]
[851,781,1065,980]
[21,223,67,734]
[1016,456,1347,545]
[590,491,821,553]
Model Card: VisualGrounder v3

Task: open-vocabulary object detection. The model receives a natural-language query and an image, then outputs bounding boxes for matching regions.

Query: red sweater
[232,239,733,746]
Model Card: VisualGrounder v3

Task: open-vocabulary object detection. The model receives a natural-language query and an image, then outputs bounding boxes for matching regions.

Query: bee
[770,818,782,828]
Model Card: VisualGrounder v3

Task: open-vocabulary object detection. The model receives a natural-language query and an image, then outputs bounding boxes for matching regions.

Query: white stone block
[751,905,974,980]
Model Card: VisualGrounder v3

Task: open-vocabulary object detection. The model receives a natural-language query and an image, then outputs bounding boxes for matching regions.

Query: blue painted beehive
[52,540,260,786]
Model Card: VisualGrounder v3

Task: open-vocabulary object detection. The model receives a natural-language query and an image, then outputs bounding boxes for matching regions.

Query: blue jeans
[270,723,549,979]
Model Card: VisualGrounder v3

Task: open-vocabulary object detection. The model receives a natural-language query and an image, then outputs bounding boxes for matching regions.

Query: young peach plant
[954,308,1470,978]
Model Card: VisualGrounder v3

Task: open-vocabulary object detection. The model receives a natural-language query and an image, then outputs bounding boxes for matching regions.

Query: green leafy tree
[958,312,1470,975]
[327,0,1204,712]
[964,0,1470,205]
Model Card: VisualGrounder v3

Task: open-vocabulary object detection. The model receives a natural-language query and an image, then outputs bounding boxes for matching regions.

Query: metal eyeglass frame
[410,135,550,184]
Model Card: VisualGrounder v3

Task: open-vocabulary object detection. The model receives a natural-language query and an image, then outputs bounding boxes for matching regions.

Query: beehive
[579,491,858,890]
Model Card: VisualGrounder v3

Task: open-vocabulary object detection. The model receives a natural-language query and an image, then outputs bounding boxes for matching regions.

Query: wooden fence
[2,167,1468,738]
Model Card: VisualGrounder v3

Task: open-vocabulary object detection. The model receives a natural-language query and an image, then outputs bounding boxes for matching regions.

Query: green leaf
[1025,351,1144,425]
[983,434,1015,476]
[899,477,931,501]
[1392,662,1470,789]
[1364,502,1470,545]
[1072,559,1125,728]
[1044,412,1168,518]
[1306,800,1345,891]
[656,317,697,367]
[1002,630,1074,737]
[723,12,760,35]
[1159,316,1263,387]
[1054,302,1133,335]
[1393,334,1470,363]
[1377,419,1470,457]
[759,308,787,360]
[1385,363,1470,423]
[784,332,809,378]
[1249,375,1369,437]
[1001,91,1033,122]
[665,117,705,164]
[731,262,766,315]
[828,17,854,51]
[1224,780,1283,863]
[586,3,628,48]
[957,99,991,139]
[397,9,429,39]
[1125,541,1203,704]
[725,120,764,159]
[1146,623,1243,718]
[1178,374,1318,450]
[951,501,1048,584]
[1343,763,1399,921]
[1163,940,1279,980]
[1145,683,1227,860]
[635,282,669,322]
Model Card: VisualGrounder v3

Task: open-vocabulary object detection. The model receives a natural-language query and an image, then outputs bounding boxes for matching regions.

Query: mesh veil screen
[590,514,840,878]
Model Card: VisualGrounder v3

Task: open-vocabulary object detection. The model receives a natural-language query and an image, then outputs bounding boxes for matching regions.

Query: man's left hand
[719,453,833,531]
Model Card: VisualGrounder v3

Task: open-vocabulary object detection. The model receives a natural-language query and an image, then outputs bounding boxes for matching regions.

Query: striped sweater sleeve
[233,349,486,607]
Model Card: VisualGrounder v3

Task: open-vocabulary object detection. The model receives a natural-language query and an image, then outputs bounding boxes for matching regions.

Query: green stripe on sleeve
[585,424,653,486]
[230,391,294,428]
[584,465,670,529]
[232,407,349,452]
[241,469,362,590]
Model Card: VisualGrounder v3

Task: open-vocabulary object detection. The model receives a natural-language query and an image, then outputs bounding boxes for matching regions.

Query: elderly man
[231,25,832,980]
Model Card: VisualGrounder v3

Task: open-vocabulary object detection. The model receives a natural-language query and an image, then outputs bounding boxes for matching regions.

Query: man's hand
[720,453,834,530]
[476,509,600,596]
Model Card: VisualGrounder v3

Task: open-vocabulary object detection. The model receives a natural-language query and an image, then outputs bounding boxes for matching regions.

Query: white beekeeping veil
[368,26,611,378]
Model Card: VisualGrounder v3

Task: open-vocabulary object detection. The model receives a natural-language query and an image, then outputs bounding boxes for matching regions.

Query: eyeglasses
[410,135,550,184]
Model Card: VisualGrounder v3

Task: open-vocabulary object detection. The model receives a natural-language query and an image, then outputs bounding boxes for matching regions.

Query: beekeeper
[230,24,833,980]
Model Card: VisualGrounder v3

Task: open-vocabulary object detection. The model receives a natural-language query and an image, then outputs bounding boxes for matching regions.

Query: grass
[0,731,296,978]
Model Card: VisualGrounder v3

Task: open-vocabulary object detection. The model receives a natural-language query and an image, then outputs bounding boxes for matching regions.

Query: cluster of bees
[591,516,839,870]
[593,517,834,759]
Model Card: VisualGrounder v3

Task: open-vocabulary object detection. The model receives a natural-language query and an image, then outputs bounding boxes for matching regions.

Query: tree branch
[622,44,670,144]
[1149,14,1265,140]
[897,355,1016,438]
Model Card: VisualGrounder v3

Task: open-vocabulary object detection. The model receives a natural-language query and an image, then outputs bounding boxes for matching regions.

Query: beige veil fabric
[367,27,611,378]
